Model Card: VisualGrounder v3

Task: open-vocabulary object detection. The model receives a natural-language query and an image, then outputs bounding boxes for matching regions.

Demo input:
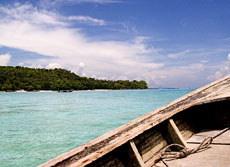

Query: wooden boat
[39,76,230,167]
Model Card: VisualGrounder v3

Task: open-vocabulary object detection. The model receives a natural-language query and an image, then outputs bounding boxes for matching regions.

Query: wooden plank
[167,119,188,148]
[85,145,126,167]
[187,130,230,145]
[141,140,167,164]
[177,122,195,141]
[86,154,125,167]
[134,127,168,163]
[133,126,168,167]
[129,140,146,167]
[173,112,197,140]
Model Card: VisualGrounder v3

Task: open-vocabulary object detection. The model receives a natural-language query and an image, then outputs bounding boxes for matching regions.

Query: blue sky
[0,0,230,88]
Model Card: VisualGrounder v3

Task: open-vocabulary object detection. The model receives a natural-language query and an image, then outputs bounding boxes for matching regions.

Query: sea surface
[0,89,193,167]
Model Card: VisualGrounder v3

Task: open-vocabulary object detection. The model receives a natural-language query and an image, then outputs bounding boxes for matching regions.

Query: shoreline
[0,88,194,93]
[0,89,144,93]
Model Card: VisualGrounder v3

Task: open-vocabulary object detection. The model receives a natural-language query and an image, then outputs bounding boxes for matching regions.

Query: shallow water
[0,89,193,167]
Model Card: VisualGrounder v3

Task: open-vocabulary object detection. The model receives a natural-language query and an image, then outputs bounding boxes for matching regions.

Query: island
[0,66,148,91]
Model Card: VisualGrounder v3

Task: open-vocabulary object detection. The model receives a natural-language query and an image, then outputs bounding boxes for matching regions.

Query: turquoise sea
[0,89,193,167]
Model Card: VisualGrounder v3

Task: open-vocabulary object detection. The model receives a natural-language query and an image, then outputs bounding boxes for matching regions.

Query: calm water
[0,89,193,167]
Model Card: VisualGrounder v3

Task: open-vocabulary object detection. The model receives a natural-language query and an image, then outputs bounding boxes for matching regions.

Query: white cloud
[98,76,107,80]
[76,62,86,76]
[29,63,44,69]
[200,60,208,64]
[117,76,128,80]
[79,62,85,68]
[168,49,190,58]
[46,63,62,69]
[0,3,163,84]
[0,53,11,66]
[143,63,206,88]
[68,16,105,26]
[207,53,230,81]
[0,3,106,27]
[228,53,230,61]
[38,0,121,9]
[214,71,223,79]
[66,0,121,4]
[0,3,65,26]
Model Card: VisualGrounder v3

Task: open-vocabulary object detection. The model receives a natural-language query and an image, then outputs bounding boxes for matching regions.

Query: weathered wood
[39,76,230,167]
[128,140,145,167]
[187,130,230,145]
[86,155,124,167]
[85,145,126,167]
[173,110,198,140]
[134,126,167,163]
[167,119,188,147]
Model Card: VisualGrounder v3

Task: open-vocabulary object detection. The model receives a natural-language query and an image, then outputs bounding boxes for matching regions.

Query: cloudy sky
[0,0,229,88]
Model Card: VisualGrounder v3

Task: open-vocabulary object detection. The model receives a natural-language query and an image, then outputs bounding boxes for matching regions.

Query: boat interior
[85,99,230,167]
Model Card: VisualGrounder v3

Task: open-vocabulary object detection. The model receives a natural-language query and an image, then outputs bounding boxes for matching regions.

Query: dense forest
[0,66,148,91]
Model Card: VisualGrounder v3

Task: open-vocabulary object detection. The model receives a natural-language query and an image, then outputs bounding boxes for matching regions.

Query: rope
[159,127,229,167]
[160,137,213,161]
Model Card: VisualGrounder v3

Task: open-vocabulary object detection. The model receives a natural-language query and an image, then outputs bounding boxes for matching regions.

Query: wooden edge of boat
[38,75,230,167]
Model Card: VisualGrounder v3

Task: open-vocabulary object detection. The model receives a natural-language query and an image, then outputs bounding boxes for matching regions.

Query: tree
[0,66,148,91]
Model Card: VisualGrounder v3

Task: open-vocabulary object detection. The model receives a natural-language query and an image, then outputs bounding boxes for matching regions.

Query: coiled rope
[159,127,229,167]
[160,136,212,160]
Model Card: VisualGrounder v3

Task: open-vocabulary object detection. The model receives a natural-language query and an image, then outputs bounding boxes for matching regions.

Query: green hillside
[0,66,148,91]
